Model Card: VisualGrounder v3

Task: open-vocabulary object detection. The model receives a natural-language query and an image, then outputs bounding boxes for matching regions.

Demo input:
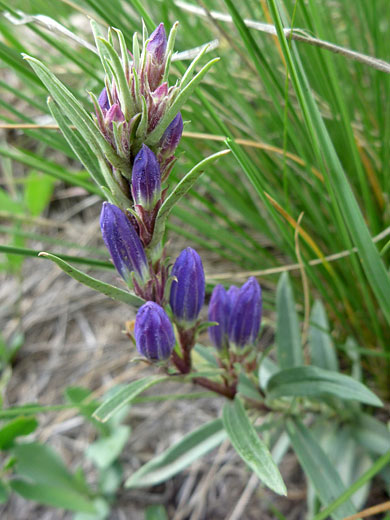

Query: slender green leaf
[309,300,338,371]
[222,397,286,495]
[94,377,168,423]
[38,252,144,307]
[353,414,390,456]
[276,272,303,368]
[286,418,356,520]
[0,245,112,270]
[126,418,226,488]
[267,366,382,406]
[312,450,390,520]
[47,98,104,187]
[23,55,128,173]
[149,150,229,251]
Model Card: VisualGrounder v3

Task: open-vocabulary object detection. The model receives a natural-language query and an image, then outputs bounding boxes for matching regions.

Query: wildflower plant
[2,17,385,517]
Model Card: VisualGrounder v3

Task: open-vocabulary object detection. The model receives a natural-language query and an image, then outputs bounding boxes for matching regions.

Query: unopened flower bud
[208,285,229,349]
[131,144,161,210]
[170,247,205,327]
[228,277,262,348]
[98,87,110,111]
[159,112,183,157]
[147,23,167,63]
[146,23,167,91]
[100,202,149,285]
[105,103,124,126]
[135,302,175,360]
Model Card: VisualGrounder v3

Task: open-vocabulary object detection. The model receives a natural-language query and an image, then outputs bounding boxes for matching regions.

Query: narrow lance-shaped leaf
[23,55,127,173]
[267,365,383,407]
[309,300,338,371]
[126,419,227,488]
[276,272,303,368]
[38,252,144,307]
[286,418,356,520]
[148,150,229,252]
[222,397,286,495]
[97,37,135,119]
[47,98,105,188]
[93,377,168,422]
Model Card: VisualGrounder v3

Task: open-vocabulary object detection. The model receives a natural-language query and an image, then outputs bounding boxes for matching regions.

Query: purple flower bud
[147,23,167,63]
[170,248,205,326]
[228,277,262,348]
[98,87,110,111]
[105,103,124,126]
[100,202,149,285]
[208,285,229,349]
[159,113,183,157]
[227,285,239,319]
[135,302,175,360]
[131,144,161,210]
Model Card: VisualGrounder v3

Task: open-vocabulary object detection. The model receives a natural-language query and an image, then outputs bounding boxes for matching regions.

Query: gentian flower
[131,145,161,211]
[100,202,149,285]
[98,87,110,111]
[228,277,262,348]
[159,112,183,157]
[208,285,229,349]
[170,247,205,327]
[135,302,175,360]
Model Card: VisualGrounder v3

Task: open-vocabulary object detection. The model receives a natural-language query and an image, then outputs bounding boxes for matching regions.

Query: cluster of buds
[95,22,262,398]
[208,278,262,351]
[92,22,186,212]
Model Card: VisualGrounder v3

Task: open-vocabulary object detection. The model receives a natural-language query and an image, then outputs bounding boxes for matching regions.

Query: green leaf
[266,365,382,406]
[97,37,134,120]
[0,480,9,503]
[309,300,338,371]
[0,244,112,270]
[0,417,38,449]
[312,450,390,520]
[286,418,356,520]
[38,252,144,307]
[12,442,86,491]
[87,425,130,469]
[126,419,226,488]
[145,505,169,520]
[24,171,55,217]
[276,272,303,368]
[354,414,390,456]
[73,498,110,520]
[222,397,286,495]
[47,98,104,188]
[149,150,229,251]
[23,55,126,173]
[10,480,95,514]
[93,377,168,423]
[0,188,24,214]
